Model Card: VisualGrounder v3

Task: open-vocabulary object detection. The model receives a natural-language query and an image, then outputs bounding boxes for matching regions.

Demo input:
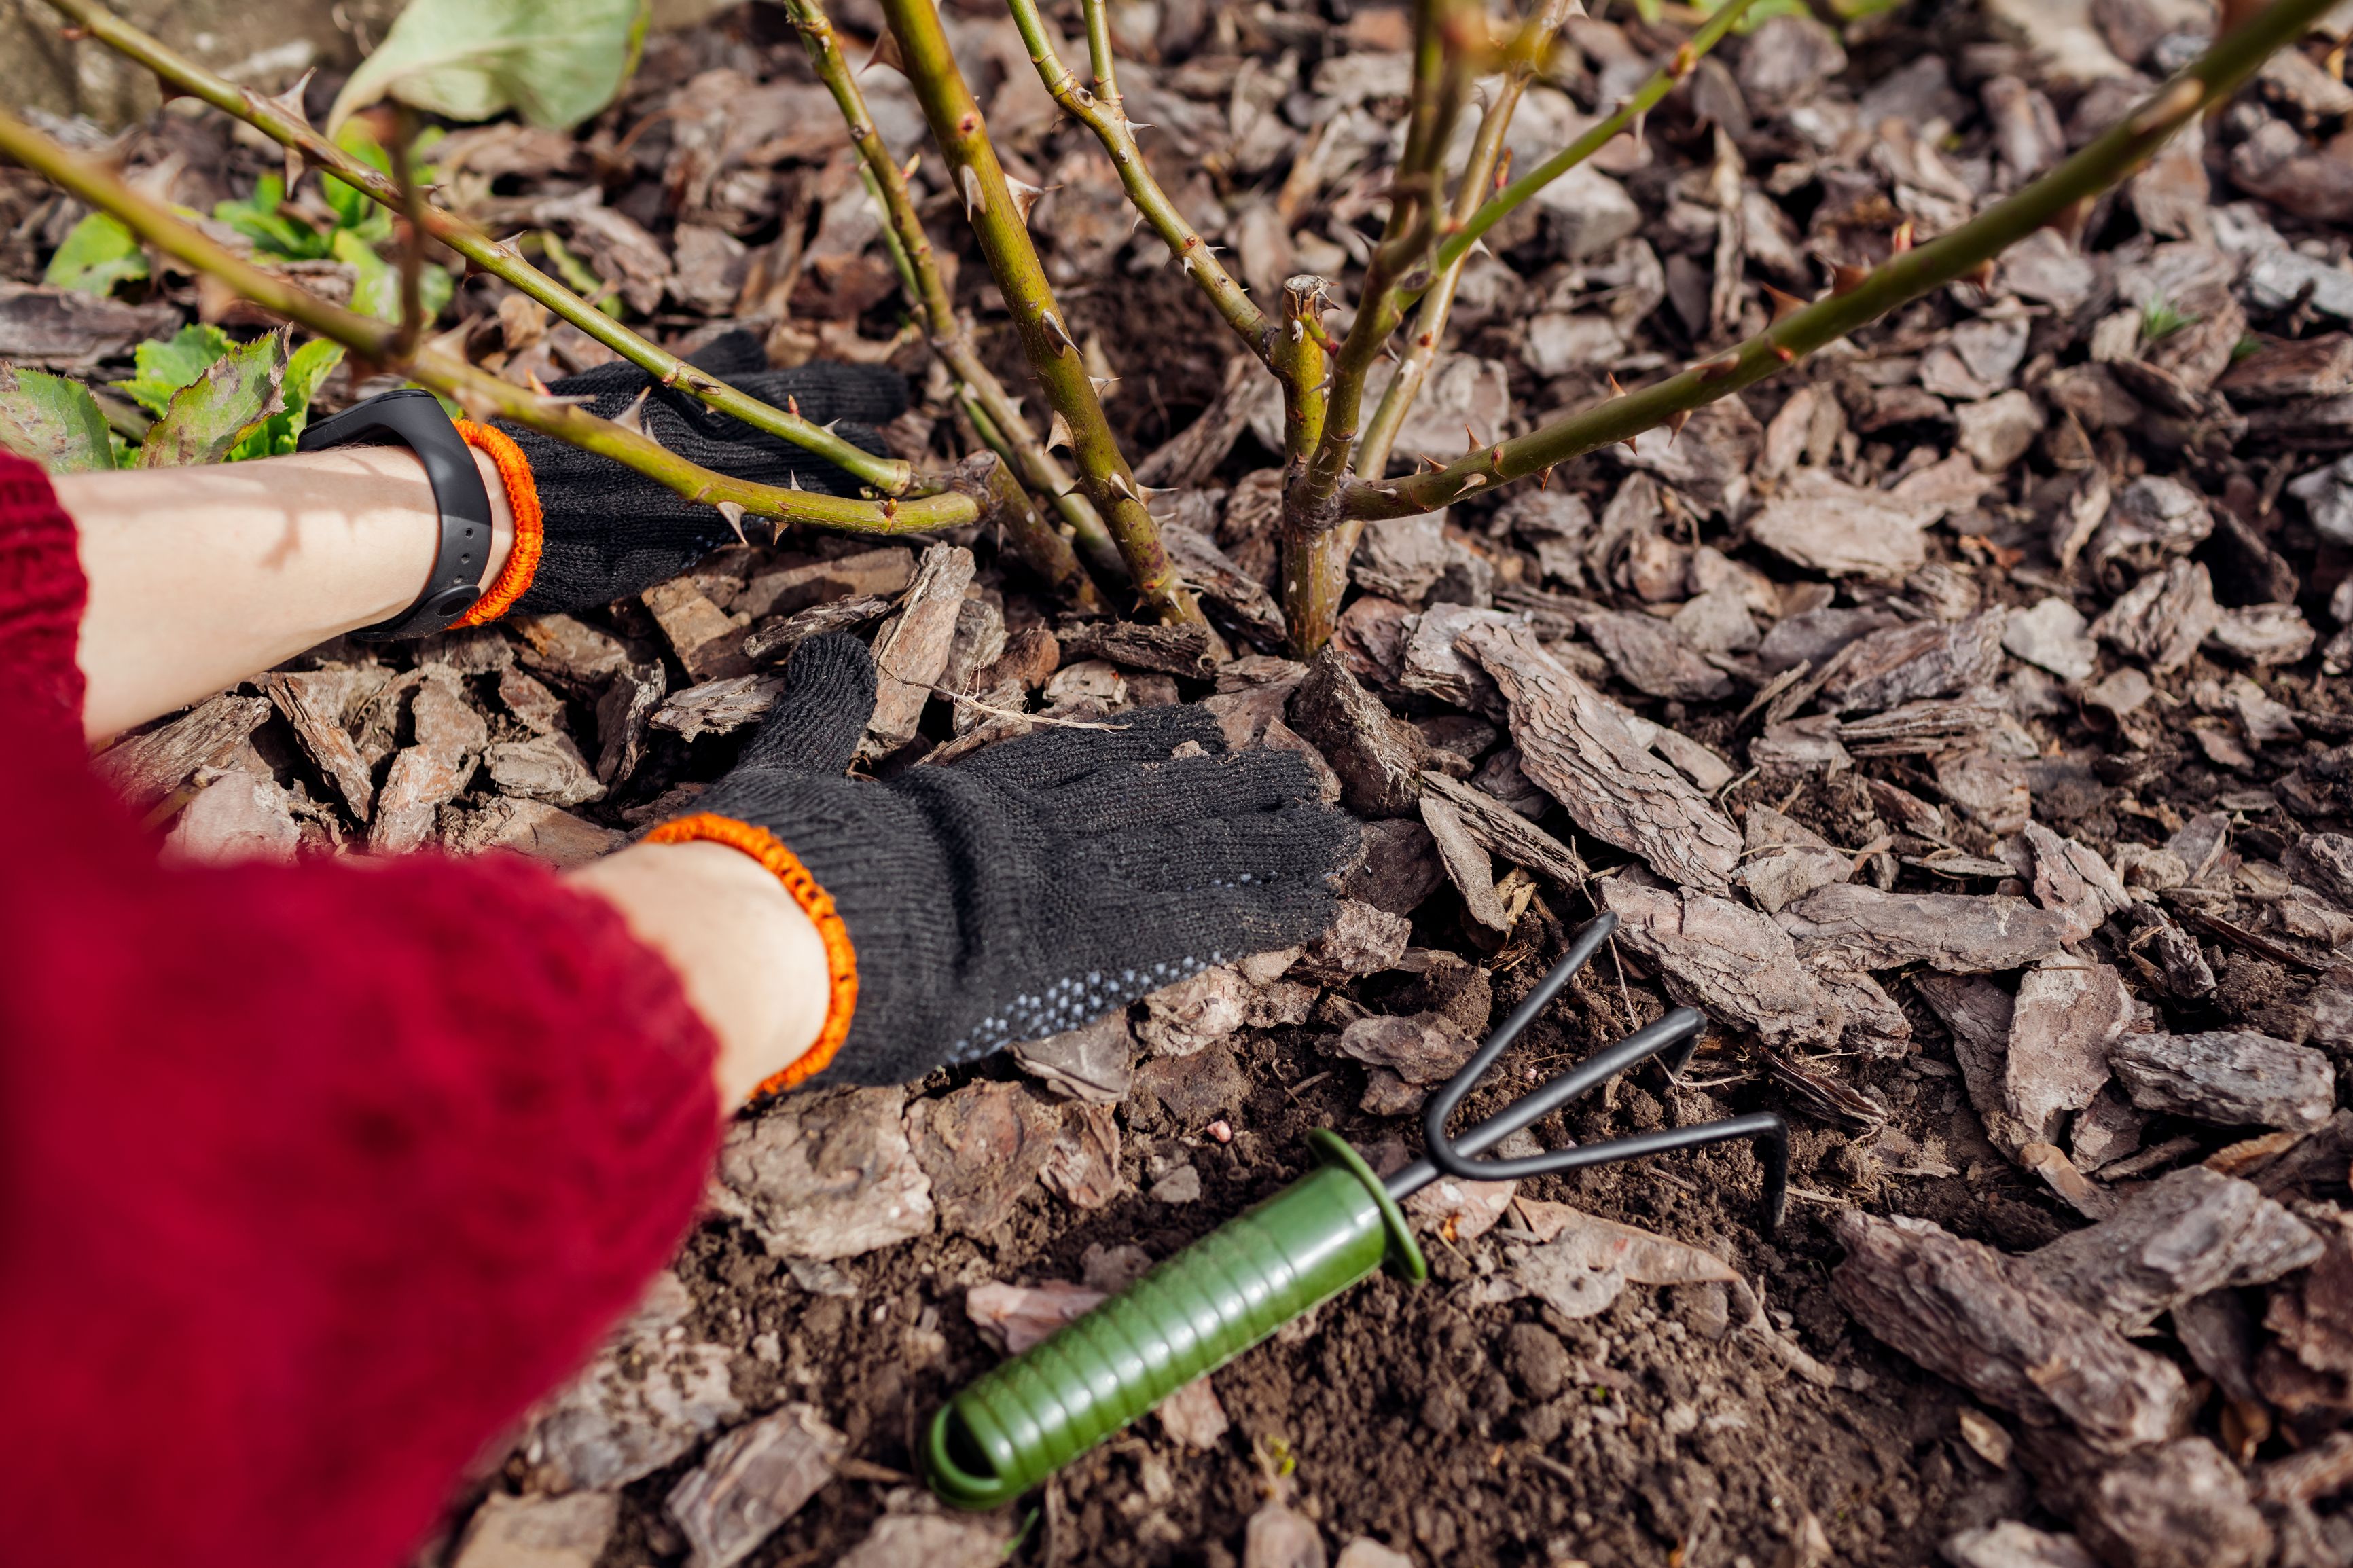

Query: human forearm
[57,445,514,741]
[568,840,831,1107]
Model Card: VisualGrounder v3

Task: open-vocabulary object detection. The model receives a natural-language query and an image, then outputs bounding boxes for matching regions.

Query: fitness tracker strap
[297,388,495,640]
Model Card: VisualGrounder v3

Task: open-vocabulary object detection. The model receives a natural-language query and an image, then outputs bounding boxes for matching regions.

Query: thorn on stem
[1762,285,1806,322]
[1890,221,1914,255]
[717,500,750,544]
[1830,262,1870,295]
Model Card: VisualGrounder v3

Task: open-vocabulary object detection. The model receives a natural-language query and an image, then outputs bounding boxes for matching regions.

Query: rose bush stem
[0,107,983,534]
[880,0,1204,627]
[35,0,916,498]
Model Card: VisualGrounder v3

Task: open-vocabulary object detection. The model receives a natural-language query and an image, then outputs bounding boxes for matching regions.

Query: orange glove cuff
[642,812,859,1097]
[452,420,543,627]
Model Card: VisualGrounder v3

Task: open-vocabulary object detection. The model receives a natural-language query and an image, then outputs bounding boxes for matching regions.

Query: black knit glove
[492,333,908,613]
[676,634,1359,1088]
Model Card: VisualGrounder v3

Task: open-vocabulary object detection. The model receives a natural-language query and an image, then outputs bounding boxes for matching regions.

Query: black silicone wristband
[296,388,495,640]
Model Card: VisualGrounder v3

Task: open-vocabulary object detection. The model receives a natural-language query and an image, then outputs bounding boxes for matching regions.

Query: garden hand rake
[922,912,1788,1510]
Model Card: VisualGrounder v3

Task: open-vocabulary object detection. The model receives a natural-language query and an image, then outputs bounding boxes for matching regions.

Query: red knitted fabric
[0,454,721,1568]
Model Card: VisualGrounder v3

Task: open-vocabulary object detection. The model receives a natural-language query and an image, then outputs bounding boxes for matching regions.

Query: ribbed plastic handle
[923,1131,1428,1510]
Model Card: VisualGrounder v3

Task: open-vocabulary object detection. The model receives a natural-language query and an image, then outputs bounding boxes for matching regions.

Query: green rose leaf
[328,0,651,134]
[138,327,289,468]
[118,323,236,418]
[230,337,347,461]
[0,363,118,472]
[43,211,149,297]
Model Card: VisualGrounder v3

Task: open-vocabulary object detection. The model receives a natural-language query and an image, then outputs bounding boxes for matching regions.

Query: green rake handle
[922,1129,1428,1510]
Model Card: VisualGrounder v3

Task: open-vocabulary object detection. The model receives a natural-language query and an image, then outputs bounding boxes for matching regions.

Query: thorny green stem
[1291,0,1471,528]
[882,0,1204,627]
[1346,0,2338,521]
[1082,0,1123,121]
[0,107,983,535]
[1419,0,1763,292]
[1357,0,1578,480]
[34,0,916,498]
[388,105,427,361]
[1274,277,1343,656]
[790,0,1103,607]
[1001,0,1274,362]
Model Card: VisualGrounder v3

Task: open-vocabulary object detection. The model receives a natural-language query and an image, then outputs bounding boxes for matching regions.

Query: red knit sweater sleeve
[0,454,723,1568]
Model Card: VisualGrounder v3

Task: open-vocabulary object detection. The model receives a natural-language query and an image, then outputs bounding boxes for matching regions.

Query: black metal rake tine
[1399,912,1790,1233]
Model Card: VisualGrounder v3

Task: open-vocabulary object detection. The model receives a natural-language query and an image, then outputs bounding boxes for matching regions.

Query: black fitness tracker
[296,388,495,640]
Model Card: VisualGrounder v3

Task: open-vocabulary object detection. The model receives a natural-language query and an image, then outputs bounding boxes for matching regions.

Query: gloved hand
[461,332,908,619]
[647,634,1359,1092]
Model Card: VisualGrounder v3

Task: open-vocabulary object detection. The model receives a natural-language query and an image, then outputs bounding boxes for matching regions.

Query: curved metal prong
[1401,913,1789,1233]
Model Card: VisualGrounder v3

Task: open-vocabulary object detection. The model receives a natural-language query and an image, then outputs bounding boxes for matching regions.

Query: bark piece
[1058,619,1219,680]
[1295,899,1412,982]
[907,1082,1059,1237]
[1135,966,1251,1056]
[524,1274,742,1491]
[2259,1211,2353,1422]
[2219,333,2353,403]
[1917,972,2034,1151]
[412,670,489,761]
[1341,818,1447,915]
[652,674,786,742]
[1736,805,1851,914]
[1821,611,2008,716]
[1818,964,1914,1058]
[742,595,895,665]
[370,746,474,855]
[1750,717,1852,773]
[94,693,272,811]
[740,547,915,619]
[2108,1029,2336,1129]
[1460,621,1740,892]
[1401,603,1542,718]
[2091,560,2220,674]
[1420,794,1511,935]
[2206,602,2316,667]
[1010,1012,1135,1104]
[595,660,666,784]
[1405,1171,1517,1240]
[863,543,976,758]
[1779,885,2072,972]
[444,799,624,869]
[1154,1376,1231,1451]
[1757,606,1903,676]
[1840,695,2007,756]
[835,1513,1008,1568]
[450,1492,617,1568]
[710,1087,935,1260]
[482,732,605,807]
[1935,750,2032,835]
[1829,1211,2189,1454]
[1512,1207,1738,1321]
[263,671,378,820]
[1243,1501,1327,1568]
[1352,513,1450,603]
[1335,1013,1478,1088]
[1039,1102,1124,1209]
[1598,879,1845,1049]
[1287,646,1427,818]
[1579,609,1733,701]
[2020,822,2132,943]
[514,612,630,685]
[2028,1166,2323,1332]
[162,771,303,868]
[1746,478,1935,579]
[496,666,569,736]
[665,1404,845,1568]
[2003,958,2130,1145]
[1941,1522,2098,1568]
[967,1280,1106,1355]
[2284,833,2353,909]
[643,577,753,681]
[2003,598,2100,682]
[2072,1438,2273,1568]
[2091,475,2214,578]
[1135,1046,1248,1126]
[1417,771,1586,887]
[2119,906,2216,1000]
